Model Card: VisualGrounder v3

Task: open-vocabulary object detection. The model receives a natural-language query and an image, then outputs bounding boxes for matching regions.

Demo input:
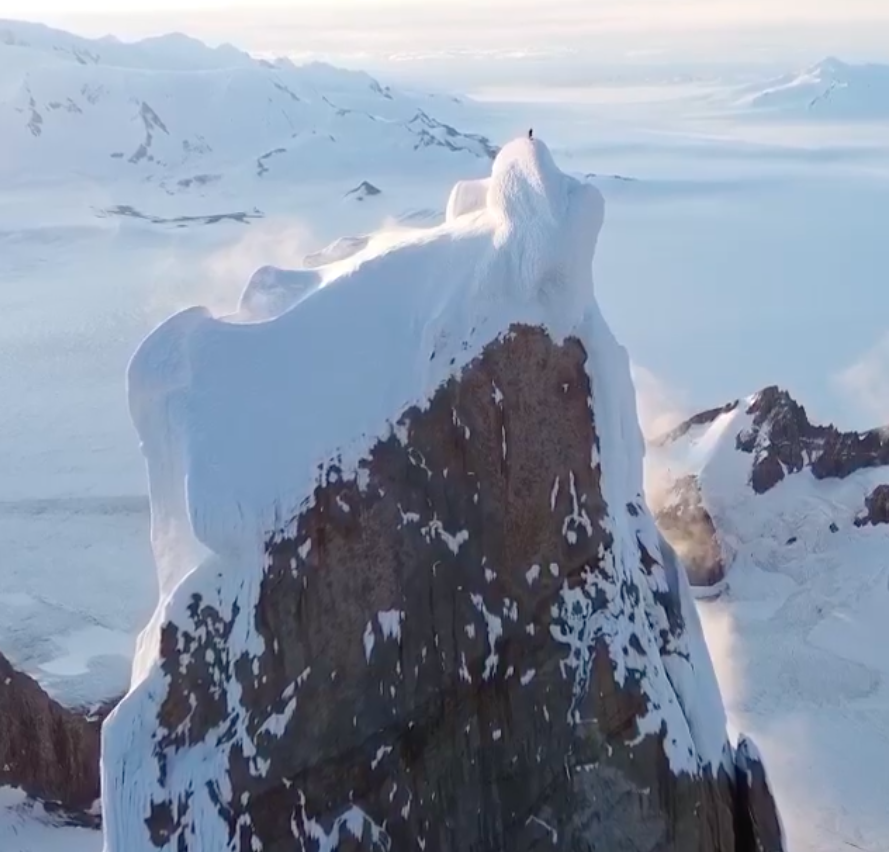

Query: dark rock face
[128,326,783,852]
[345,181,382,200]
[736,387,826,494]
[662,386,889,497]
[854,484,889,527]
[735,386,889,494]
[655,475,725,587]
[811,429,889,480]
[734,737,785,852]
[0,651,104,812]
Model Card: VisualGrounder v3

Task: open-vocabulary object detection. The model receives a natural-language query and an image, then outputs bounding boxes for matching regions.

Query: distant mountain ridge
[0,18,254,71]
[735,56,889,119]
[0,19,496,193]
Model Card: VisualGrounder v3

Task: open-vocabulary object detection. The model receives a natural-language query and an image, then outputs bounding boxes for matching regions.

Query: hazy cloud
[146,216,318,323]
[12,0,889,76]
[631,363,689,442]
[834,332,889,426]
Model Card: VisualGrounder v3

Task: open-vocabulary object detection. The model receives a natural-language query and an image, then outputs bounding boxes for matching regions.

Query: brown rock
[112,326,784,851]
[0,650,104,811]
[854,483,889,528]
[655,475,726,587]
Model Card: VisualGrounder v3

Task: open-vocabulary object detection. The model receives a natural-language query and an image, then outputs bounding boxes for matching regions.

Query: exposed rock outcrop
[854,483,889,528]
[188,328,737,851]
[655,474,726,587]
[345,180,382,201]
[736,387,828,494]
[735,386,889,493]
[735,736,785,852]
[0,651,103,812]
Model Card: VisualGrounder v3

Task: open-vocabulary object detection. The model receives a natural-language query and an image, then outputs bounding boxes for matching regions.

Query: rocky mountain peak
[736,386,827,493]
[661,385,889,497]
[745,384,805,423]
[649,383,889,593]
[737,385,889,491]
[102,139,785,852]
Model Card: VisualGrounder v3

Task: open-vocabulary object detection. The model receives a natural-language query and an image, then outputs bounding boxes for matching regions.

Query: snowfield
[2,16,889,852]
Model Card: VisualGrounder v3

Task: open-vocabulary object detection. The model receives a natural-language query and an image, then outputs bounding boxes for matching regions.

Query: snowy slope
[102,137,737,850]
[648,387,889,852]
[123,138,612,588]
[734,57,889,120]
[0,19,495,193]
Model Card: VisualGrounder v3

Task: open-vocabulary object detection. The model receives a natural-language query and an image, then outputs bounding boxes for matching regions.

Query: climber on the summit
[528,128,533,139]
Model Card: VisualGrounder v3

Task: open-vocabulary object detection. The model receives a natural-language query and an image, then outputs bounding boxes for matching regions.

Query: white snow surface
[125,138,605,605]
[104,137,734,851]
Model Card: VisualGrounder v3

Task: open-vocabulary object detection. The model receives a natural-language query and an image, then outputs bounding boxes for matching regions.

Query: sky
[3,0,889,76]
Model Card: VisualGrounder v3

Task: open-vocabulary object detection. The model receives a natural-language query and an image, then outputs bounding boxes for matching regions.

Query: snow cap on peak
[482,137,604,311]
[746,385,802,417]
[809,55,849,78]
[490,137,562,210]
[127,135,604,579]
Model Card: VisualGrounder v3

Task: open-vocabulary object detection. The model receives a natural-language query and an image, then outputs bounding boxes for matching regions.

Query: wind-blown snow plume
[634,371,747,735]
[146,217,318,322]
[632,362,692,513]
[632,366,725,584]
[631,363,689,443]
[834,332,889,426]
[696,603,745,742]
